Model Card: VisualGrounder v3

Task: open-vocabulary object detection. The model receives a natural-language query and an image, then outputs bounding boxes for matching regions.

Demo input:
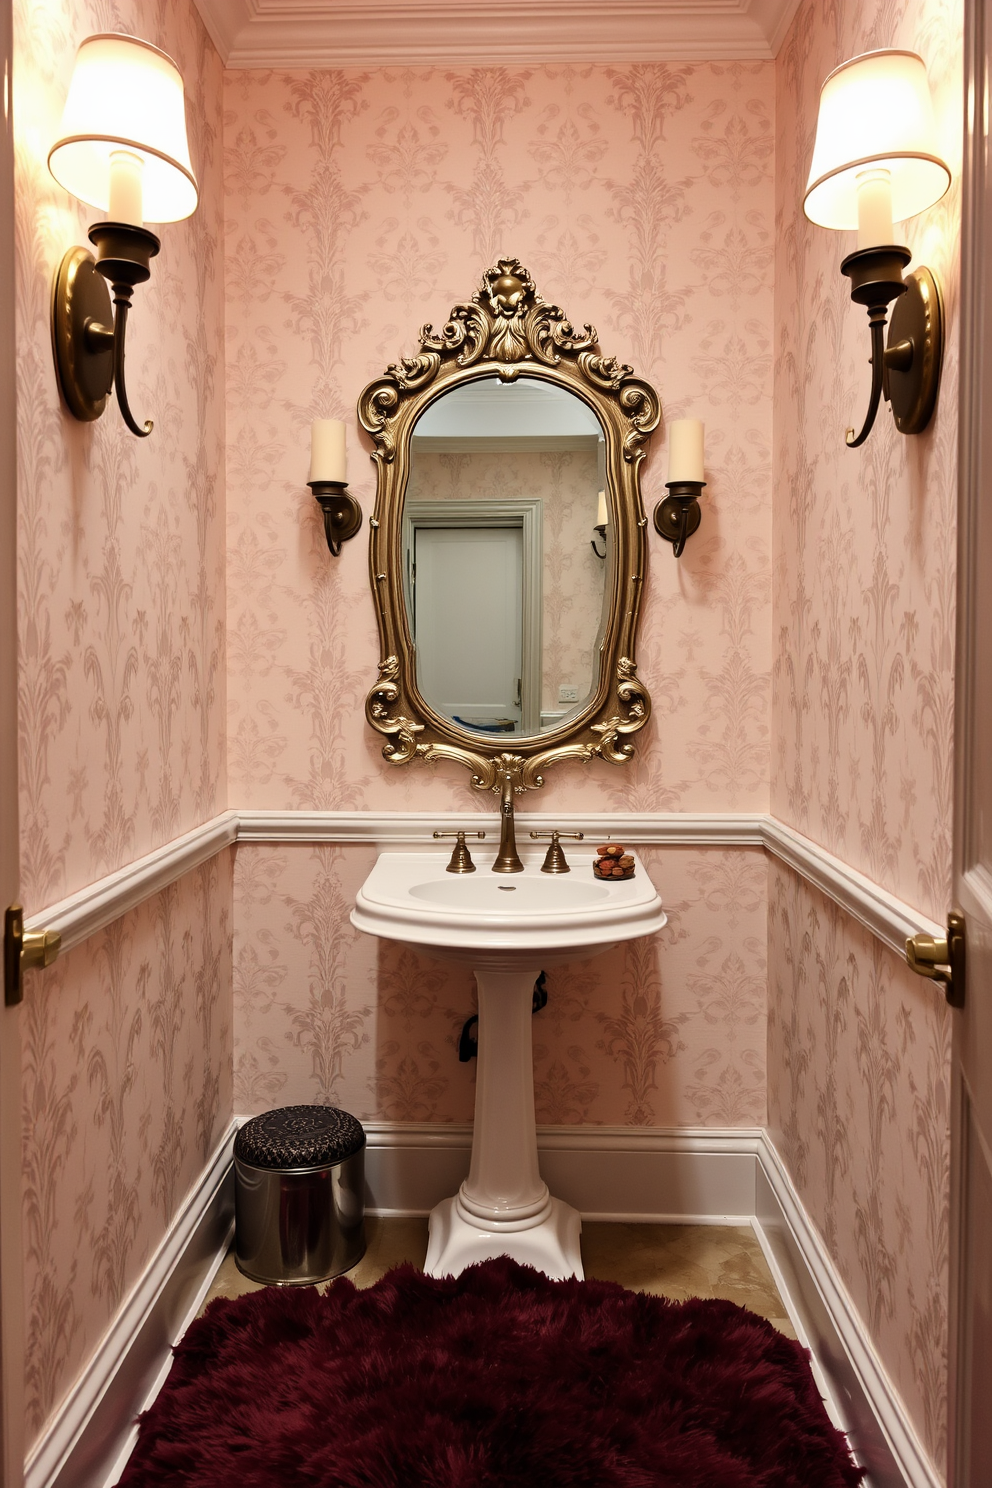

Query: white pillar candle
[668,419,705,483]
[108,149,144,227]
[856,167,894,250]
[596,490,608,527]
[309,419,347,483]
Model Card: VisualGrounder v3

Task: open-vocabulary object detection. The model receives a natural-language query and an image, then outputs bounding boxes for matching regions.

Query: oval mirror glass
[403,376,609,741]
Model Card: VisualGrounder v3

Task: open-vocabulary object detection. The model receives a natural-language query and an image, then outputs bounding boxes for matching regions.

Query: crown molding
[193,0,803,68]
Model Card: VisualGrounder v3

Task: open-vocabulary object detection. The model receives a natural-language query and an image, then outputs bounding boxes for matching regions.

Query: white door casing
[0,0,24,1482]
[949,4,992,1483]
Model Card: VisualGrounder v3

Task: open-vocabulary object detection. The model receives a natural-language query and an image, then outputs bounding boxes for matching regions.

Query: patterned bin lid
[234,1105,366,1169]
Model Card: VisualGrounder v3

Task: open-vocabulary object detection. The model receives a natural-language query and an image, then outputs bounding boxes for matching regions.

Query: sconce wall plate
[654,480,704,557]
[308,479,363,556]
[887,266,943,433]
[52,246,114,421]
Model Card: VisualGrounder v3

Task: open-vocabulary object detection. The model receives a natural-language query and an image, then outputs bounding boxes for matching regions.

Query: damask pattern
[11,15,958,1484]
[772,0,959,921]
[13,0,230,1452]
[233,843,767,1130]
[767,861,950,1472]
[770,1,960,1475]
[15,0,226,912]
[21,853,233,1443]
[224,62,775,814]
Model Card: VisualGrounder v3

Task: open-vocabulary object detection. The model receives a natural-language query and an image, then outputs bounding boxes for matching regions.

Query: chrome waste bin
[234,1105,366,1285]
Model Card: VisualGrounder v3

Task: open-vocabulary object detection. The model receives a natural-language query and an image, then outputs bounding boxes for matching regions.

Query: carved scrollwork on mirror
[358,258,660,800]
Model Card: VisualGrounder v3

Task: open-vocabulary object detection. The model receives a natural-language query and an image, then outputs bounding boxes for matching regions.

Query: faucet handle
[433,830,486,874]
[529,830,584,874]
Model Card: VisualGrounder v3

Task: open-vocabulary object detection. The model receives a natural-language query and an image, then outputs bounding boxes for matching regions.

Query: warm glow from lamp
[48,34,198,224]
[803,49,950,242]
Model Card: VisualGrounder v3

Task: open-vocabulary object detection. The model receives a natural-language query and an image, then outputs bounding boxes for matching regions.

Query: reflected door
[414,526,523,732]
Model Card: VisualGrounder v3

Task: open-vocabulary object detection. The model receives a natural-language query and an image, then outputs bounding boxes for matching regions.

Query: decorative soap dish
[593,844,635,880]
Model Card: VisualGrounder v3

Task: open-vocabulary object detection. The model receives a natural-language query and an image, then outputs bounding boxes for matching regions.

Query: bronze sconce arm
[654,480,705,558]
[307,480,363,557]
[52,222,160,437]
[840,245,942,448]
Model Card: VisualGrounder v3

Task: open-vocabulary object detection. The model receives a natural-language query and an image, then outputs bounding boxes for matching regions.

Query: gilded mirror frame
[358,258,660,798]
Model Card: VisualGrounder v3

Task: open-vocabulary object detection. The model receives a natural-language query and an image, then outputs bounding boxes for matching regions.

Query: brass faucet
[491,770,524,873]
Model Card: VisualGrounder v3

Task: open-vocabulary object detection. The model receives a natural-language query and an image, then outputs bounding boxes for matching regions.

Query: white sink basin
[351,847,667,1283]
[351,850,666,960]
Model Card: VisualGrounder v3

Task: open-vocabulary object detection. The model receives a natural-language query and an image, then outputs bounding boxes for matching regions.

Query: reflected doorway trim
[404,499,543,736]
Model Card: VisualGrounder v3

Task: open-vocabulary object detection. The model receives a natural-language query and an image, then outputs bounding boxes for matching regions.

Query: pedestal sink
[351,850,667,1279]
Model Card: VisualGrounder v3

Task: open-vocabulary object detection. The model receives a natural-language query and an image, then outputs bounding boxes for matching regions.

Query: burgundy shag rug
[120,1256,862,1487]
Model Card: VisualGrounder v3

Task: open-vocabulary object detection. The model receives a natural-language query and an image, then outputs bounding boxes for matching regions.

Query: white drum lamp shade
[803,49,950,231]
[48,34,198,223]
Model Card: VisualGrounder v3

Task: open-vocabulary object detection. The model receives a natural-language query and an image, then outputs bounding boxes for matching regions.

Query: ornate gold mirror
[358,258,660,799]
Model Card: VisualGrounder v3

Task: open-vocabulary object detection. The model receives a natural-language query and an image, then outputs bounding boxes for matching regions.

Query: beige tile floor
[203,1217,795,1337]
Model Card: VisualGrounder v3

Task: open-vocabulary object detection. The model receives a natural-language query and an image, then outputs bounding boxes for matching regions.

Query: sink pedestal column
[424,958,583,1280]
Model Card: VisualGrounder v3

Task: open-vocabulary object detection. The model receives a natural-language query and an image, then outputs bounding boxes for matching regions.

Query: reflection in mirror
[404,377,608,740]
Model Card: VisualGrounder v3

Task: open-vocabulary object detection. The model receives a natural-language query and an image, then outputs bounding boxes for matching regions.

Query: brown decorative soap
[593,843,635,880]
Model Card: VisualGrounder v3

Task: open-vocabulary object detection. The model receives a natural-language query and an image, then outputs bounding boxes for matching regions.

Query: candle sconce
[308,480,363,557]
[803,49,950,449]
[654,481,705,558]
[47,34,199,439]
[590,523,607,559]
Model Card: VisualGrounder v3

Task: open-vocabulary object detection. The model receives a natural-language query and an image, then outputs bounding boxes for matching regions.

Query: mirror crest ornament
[358,258,659,800]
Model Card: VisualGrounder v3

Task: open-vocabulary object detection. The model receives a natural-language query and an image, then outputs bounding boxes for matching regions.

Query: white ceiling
[194,0,802,69]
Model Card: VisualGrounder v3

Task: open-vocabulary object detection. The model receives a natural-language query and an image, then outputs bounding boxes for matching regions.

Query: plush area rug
[120,1256,862,1487]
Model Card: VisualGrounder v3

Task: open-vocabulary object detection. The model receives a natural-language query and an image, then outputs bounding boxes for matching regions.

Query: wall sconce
[590,489,608,559]
[48,34,198,437]
[308,419,362,556]
[803,49,951,447]
[654,419,705,557]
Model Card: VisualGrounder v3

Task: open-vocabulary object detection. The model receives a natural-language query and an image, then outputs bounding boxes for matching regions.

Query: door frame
[404,498,543,736]
[0,0,24,1482]
[949,0,992,1481]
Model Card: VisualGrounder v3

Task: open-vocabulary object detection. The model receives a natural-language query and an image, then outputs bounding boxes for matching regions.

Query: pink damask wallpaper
[223,61,775,815]
[234,842,767,1130]
[16,0,227,914]
[772,0,959,920]
[769,0,960,1475]
[767,861,951,1471]
[13,0,231,1452]
[21,852,232,1444]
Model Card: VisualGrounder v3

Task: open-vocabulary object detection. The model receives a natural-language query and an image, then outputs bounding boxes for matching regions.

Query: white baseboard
[753,1139,941,1488]
[25,1123,237,1488]
[363,1122,762,1222]
[28,1122,935,1488]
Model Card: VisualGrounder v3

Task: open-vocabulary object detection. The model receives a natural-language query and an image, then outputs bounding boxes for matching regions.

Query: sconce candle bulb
[108,149,143,227]
[654,418,705,557]
[309,418,348,483]
[855,167,893,249]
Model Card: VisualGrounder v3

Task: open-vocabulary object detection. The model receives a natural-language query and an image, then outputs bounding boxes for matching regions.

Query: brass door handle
[4,904,62,1007]
[906,909,965,1009]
